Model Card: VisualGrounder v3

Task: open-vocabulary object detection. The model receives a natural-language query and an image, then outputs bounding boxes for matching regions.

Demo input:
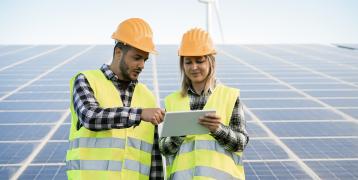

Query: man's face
[117,47,149,81]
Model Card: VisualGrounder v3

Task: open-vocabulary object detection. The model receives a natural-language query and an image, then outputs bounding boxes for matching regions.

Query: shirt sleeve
[72,74,142,131]
[159,136,186,156]
[149,125,164,179]
[211,97,249,152]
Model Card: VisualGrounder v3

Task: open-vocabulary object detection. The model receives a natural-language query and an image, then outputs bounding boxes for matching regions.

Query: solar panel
[251,109,345,121]
[245,161,312,179]
[246,122,268,137]
[244,140,289,160]
[0,112,64,123]
[0,125,52,140]
[283,138,358,159]
[0,143,38,164]
[19,165,66,180]
[305,160,358,179]
[51,125,70,140]
[0,44,357,179]
[33,142,67,163]
[266,122,358,137]
[0,102,68,110]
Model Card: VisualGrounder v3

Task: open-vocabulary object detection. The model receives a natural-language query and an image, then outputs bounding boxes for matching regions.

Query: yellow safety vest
[66,70,156,180]
[164,84,245,180]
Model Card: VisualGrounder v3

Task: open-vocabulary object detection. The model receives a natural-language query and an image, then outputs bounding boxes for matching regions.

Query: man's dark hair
[113,41,131,58]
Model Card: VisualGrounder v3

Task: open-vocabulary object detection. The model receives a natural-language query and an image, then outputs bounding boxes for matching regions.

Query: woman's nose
[191,63,198,70]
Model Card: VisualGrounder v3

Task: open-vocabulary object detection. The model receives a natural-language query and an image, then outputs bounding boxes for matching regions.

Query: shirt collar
[100,64,138,86]
[187,85,213,96]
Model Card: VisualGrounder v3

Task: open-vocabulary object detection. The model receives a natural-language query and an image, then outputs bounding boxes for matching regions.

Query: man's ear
[114,47,122,59]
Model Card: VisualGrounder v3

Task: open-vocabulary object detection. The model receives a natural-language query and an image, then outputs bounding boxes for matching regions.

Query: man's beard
[119,56,131,81]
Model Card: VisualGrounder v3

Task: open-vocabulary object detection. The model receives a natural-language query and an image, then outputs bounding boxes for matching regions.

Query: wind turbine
[198,0,225,43]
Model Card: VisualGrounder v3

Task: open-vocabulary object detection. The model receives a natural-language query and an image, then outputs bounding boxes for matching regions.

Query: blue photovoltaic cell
[251,109,345,121]
[246,122,268,138]
[159,100,165,108]
[245,112,254,122]
[0,46,58,67]
[241,91,304,98]
[244,140,289,160]
[217,74,268,79]
[157,78,180,84]
[0,86,18,92]
[0,112,64,124]
[19,165,66,180]
[0,166,18,180]
[158,84,180,91]
[139,79,154,85]
[6,93,69,100]
[339,109,358,119]
[306,160,358,179]
[228,84,291,91]
[33,142,67,163]
[219,78,277,84]
[32,80,68,85]
[0,102,68,110]
[220,78,274,84]
[159,91,173,99]
[0,125,52,141]
[20,85,69,92]
[320,99,358,107]
[291,83,356,90]
[304,90,358,97]
[64,116,71,123]
[0,143,38,164]
[0,80,29,86]
[283,78,345,83]
[266,121,358,137]
[51,124,70,140]
[244,161,311,180]
[283,138,358,159]
[244,99,322,108]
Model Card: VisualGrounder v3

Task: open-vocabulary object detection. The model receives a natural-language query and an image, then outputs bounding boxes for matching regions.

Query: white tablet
[160,110,216,137]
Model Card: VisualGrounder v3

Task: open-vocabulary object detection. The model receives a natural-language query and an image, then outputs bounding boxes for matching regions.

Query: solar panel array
[0,44,357,179]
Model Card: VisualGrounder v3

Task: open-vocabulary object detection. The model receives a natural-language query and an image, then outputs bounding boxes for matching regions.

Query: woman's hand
[198,113,221,133]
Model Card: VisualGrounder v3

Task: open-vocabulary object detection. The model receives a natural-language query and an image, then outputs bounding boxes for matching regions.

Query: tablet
[160,110,216,137]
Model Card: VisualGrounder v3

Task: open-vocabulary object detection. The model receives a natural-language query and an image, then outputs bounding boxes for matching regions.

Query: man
[66,18,165,180]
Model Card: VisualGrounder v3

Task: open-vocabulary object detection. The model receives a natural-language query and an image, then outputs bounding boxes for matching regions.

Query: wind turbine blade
[214,0,225,43]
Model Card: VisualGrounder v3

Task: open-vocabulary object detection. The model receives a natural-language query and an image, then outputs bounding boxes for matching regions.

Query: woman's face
[183,56,210,84]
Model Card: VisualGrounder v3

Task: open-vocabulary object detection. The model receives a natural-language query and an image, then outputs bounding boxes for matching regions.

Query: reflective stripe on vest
[67,160,122,171]
[171,166,240,180]
[178,140,242,165]
[69,137,152,153]
[67,159,150,175]
[70,137,125,149]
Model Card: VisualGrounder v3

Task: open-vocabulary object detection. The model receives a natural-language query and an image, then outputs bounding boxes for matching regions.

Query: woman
[159,28,249,180]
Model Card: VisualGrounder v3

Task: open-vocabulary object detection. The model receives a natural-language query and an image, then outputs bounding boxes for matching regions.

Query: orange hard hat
[112,18,157,54]
[178,28,216,56]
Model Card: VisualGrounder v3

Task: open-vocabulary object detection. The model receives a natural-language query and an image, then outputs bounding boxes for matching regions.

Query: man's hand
[141,108,165,125]
[198,113,221,133]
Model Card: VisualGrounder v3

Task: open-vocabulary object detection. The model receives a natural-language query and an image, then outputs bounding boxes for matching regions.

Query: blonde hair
[179,54,216,97]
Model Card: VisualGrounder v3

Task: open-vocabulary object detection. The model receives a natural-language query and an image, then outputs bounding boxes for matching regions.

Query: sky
[0,0,357,44]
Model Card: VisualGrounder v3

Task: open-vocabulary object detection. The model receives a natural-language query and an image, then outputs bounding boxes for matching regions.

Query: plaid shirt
[72,64,163,179]
[159,85,249,155]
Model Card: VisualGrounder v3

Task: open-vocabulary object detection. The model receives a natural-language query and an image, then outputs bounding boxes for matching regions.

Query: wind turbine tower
[198,0,225,43]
